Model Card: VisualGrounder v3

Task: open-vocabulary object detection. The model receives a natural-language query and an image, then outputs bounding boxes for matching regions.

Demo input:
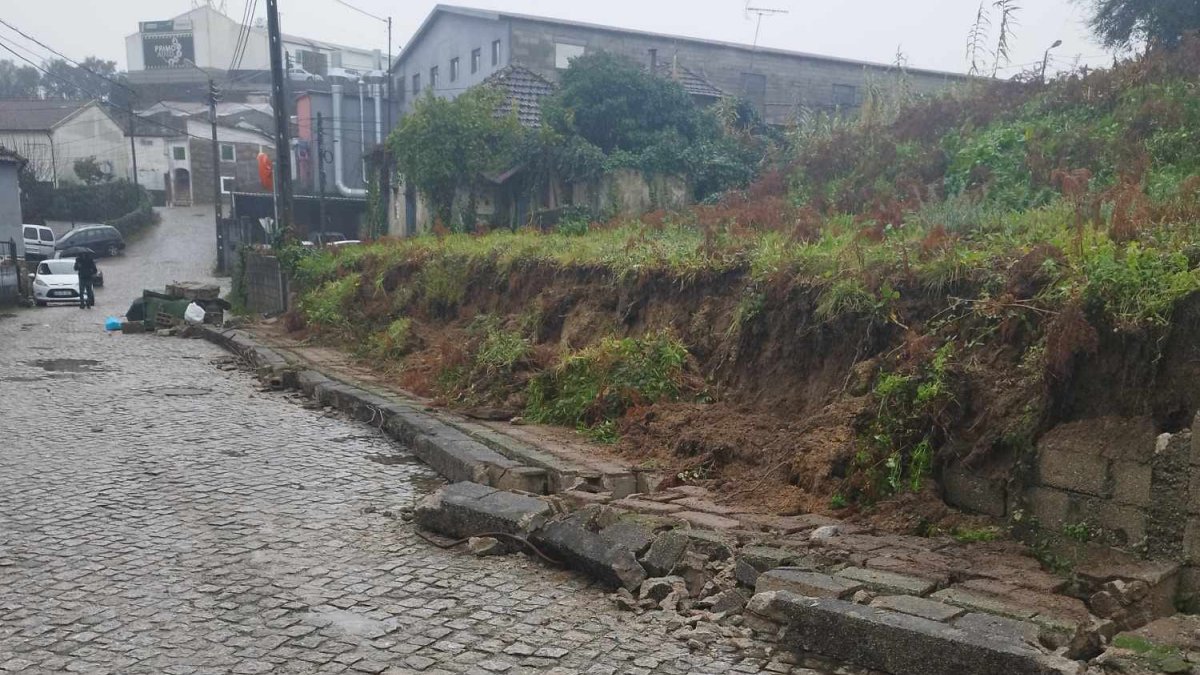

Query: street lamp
[1041,40,1063,83]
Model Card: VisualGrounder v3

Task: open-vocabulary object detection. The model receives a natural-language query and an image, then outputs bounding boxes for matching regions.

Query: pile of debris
[120,282,228,335]
[413,482,1099,675]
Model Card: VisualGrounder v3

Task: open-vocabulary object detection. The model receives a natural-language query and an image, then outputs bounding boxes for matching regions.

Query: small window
[412,73,421,95]
[220,176,236,194]
[471,48,481,74]
[220,144,235,162]
[492,40,502,66]
[172,146,187,161]
[39,229,54,242]
[450,57,460,83]
[555,43,585,70]
[139,138,154,146]
[430,66,439,88]
[832,83,859,107]
[23,226,36,240]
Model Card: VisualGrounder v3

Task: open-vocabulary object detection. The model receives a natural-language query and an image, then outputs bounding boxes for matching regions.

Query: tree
[73,156,111,185]
[40,57,122,100]
[0,60,41,98]
[1079,0,1200,51]
[389,87,522,229]
[543,52,700,155]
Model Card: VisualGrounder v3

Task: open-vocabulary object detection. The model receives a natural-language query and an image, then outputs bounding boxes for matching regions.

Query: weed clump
[526,331,690,441]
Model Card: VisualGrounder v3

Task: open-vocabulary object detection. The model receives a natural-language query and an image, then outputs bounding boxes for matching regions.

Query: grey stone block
[414,482,550,541]
[929,589,1036,620]
[600,520,656,557]
[533,518,647,591]
[750,591,1077,675]
[680,529,732,561]
[1037,449,1109,497]
[952,612,1041,644]
[837,567,937,596]
[755,569,862,600]
[942,462,1008,518]
[640,530,690,577]
[870,595,964,623]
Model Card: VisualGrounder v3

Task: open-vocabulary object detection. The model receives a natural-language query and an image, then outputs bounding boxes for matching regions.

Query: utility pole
[267,0,294,237]
[128,111,139,187]
[316,112,326,241]
[209,78,225,272]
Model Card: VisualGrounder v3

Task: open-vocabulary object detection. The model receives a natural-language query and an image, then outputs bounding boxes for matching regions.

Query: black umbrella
[56,246,96,259]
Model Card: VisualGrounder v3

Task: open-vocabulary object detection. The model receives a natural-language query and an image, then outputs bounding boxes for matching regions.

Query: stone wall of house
[508,18,966,124]
[188,139,271,205]
[945,414,1200,612]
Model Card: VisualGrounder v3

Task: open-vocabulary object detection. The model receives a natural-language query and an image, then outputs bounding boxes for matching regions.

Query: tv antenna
[194,0,229,14]
[746,2,788,51]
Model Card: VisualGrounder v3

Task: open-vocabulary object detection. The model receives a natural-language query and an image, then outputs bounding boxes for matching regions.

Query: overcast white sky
[3,0,1110,76]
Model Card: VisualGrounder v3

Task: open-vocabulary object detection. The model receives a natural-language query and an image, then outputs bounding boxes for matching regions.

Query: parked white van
[22,224,55,261]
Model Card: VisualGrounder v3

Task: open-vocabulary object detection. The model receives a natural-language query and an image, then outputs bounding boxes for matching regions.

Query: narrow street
[0,209,769,674]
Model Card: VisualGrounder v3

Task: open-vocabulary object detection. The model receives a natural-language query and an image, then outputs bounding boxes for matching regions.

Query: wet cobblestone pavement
[0,210,774,674]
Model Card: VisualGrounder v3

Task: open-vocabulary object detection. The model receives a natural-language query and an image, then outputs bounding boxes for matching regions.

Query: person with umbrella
[73,251,98,309]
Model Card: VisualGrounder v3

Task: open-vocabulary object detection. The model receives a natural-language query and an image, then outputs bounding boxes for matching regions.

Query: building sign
[142,32,195,69]
[139,20,176,33]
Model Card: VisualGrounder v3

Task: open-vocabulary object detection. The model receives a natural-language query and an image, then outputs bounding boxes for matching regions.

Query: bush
[105,199,158,237]
[526,331,689,437]
[47,180,147,222]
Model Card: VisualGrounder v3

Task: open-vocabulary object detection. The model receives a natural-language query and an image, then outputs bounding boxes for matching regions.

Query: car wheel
[106,244,120,257]
[35,300,46,307]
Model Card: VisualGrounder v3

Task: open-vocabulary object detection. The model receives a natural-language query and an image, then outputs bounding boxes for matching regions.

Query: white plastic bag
[184,302,206,325]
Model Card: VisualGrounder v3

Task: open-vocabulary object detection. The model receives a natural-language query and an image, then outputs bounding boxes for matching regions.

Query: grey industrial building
[392,4,969,124]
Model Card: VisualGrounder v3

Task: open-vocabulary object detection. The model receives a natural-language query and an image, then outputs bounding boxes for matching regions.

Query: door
[173,168,192,206]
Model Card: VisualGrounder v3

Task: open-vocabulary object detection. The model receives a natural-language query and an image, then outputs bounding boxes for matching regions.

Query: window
[471,48,481,74]
[412,73,421,95]
[555,42,585,69]
[832,83,859,107]
[219,143,235,162]
[430,66,439,88]
[23,226,36,240]
[740,73,767,113]
[492,40,502,66]
[172,146,187,161]
[139,138,154,146]
[450,57,460,83]
[39,229,53,242]
[220,177,236,194]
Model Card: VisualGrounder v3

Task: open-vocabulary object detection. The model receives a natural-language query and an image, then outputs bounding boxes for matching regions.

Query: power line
[0,17,136,98]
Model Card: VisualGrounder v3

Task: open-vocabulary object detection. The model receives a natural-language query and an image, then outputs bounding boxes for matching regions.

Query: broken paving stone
[467,536,504,557]
[836,566,937,596]
[952,612,1041,645]
[929,588,1037,620]
[680,529,733,561]
[675,511,742,531]
[709,588,751,614]
[502,642,536,656]
[810,525,842,541]
[640,577,688,603]
[870,595,965,623]
[755,569,863,600]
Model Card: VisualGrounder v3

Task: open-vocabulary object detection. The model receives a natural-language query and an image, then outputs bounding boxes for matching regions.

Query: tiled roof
[0,100,89,132]
[483,65,557,128]
[655,62,726,99]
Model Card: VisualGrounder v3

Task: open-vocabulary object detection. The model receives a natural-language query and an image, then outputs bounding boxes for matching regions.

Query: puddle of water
[28,358,104,373]
[158,387,213,397]
[303,609,391,637]
[364,453,420,466]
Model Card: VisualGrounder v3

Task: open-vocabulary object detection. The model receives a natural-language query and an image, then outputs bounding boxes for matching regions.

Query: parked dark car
[55,225,125,258]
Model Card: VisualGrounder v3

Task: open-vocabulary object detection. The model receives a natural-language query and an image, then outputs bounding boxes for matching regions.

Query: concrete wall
[393,12,511,114]
[508,18,965,123]
[0,161,23,259]
[243,252,288,315]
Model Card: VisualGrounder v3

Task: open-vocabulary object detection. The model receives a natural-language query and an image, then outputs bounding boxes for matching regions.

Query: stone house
[391,4,968,125]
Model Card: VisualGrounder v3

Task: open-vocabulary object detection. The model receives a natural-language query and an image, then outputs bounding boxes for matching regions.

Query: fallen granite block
[415,482,551,540]
[641,530,691,577]
[871,595,965,623]
[600,520,656,557]
[756,569,863,600]
[748,591,1081,675]
[533,516,647,591]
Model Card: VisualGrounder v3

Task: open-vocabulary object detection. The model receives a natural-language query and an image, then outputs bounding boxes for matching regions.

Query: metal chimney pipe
[373,84,382,144]
[331,83,368,197]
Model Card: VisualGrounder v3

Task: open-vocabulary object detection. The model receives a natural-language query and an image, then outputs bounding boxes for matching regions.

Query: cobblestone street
[0,209,772,674]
